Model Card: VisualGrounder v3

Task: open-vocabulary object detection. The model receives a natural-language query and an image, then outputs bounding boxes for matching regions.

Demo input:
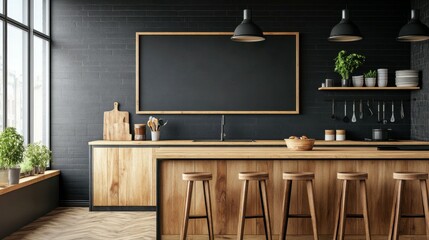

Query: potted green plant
[334,50,366,87]
[364,70,377,87]
[0,127,24,185]
[24,143,51,175]
[19,159,34,177]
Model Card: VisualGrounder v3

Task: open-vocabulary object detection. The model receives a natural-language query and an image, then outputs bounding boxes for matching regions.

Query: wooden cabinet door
[92,147,155,206]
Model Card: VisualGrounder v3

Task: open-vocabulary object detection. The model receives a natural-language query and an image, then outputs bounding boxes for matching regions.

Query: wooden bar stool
[333,172,371,240]
[388,172,429,240]
[237,172,272,240]
[180,172,214,240]
[280,172,318,240]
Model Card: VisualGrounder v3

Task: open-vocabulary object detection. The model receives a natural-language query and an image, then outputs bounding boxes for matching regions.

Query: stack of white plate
[352,75,364,87]
[395,70,419,87]
[377,69,388,87]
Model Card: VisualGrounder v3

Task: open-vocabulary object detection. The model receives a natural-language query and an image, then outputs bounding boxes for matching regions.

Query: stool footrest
[289,214,311,218]
[189,215,208,219]
[346,213,364,218]
[245,215,264,219]
[401,213,425,218]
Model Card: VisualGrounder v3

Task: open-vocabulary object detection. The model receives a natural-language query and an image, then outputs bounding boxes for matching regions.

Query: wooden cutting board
[103,102,132,140]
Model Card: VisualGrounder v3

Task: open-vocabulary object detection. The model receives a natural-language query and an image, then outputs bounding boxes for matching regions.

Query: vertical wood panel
[107,148,119,206]
[215,160,227,234]
[118,148,153,206]
[93,148,109,206]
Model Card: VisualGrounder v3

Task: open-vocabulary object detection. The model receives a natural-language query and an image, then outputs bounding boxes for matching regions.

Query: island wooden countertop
[88,139,429,146]
[152,147,429,159]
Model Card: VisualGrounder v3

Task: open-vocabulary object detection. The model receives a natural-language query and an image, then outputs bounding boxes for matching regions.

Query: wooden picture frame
[135,32,300,114]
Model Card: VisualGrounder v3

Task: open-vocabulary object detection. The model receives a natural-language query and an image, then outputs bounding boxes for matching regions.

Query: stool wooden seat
[180,172,214,240]
[237,171,272,240]
[280,172,318,240]
[182,172,213,181]
[393,172,428,180]
[337,172,368,180]
[334,172,371,240]
[283,172,315,180]
[388,172,429,240]
[238,171,269,180]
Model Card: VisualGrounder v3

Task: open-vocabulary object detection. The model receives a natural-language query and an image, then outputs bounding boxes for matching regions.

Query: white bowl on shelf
[378,80,388,87]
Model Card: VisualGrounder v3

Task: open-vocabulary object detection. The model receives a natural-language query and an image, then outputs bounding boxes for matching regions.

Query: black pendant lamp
[328,9,362,42]
[231,9,265,42]
[397,9,429,42]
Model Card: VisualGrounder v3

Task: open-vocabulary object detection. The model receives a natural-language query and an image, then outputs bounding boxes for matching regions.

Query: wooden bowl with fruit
[284,136,315,151]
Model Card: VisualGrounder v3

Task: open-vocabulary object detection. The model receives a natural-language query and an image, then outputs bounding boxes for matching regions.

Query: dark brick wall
[411,0,429,140]
[52,0,412,203]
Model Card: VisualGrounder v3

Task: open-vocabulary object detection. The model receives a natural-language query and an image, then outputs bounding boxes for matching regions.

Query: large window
[0,0,50,145]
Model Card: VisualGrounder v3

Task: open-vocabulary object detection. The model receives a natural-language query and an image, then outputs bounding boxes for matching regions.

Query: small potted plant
[334,50,366,87]
[24,143,51,175]
[19,159,34,177]
[364,70,377,87]
[0,128,24,185]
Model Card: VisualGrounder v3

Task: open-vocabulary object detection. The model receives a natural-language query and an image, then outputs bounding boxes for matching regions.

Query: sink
[193,139,255,142]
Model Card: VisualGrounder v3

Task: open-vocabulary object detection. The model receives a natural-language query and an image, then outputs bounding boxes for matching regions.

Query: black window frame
[0,0,51,146]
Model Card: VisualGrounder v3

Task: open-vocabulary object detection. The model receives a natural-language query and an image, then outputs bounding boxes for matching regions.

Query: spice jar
[336,129,346,141]
[325,130,335,141]
[134,124,146,141]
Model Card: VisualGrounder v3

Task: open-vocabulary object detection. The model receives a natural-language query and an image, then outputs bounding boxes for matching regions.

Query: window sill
[0,170,60,196]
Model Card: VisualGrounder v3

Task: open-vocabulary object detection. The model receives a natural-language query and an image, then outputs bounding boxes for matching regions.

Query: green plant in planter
[20,159,33,176]
[364,70,377,78]
[24,142,51,173]
[0,127,24,184]
[334,50,366,80]
[0,127,24,168]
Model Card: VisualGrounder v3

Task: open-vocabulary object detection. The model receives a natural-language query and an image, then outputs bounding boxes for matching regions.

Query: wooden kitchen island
[88,140,429,238]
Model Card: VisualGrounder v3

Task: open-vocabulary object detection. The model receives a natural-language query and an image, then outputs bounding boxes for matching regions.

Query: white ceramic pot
[151,131,160,141]
[365,77,376,87]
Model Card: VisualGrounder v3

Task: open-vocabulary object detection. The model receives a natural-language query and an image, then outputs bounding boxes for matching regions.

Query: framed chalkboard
[136,32,299,114]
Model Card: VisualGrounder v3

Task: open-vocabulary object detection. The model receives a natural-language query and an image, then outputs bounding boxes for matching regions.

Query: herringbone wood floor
[5,207,156,240]
[5,207,429,240]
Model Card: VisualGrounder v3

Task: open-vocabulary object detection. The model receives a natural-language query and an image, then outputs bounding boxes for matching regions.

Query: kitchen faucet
[220,115,226,141]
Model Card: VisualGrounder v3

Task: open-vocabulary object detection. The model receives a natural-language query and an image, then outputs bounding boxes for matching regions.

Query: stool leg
[360,180,371,240]
[333,180,344,240]
[306,180,319,240]
[181,181,194,240]
[259,180,272,240]
[338,180,348,240]
[388,180,399,240]
[237,180,249,240]
[203,180,214,240]
[392,180,404,240]
[419,180,429,239]
[280,180,292,240]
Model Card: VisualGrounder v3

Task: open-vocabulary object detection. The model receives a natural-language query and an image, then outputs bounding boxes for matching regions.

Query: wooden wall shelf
[318,87,420,91]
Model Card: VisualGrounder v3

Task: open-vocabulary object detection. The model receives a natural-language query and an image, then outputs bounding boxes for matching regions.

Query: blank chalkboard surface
[136,32,299,114]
